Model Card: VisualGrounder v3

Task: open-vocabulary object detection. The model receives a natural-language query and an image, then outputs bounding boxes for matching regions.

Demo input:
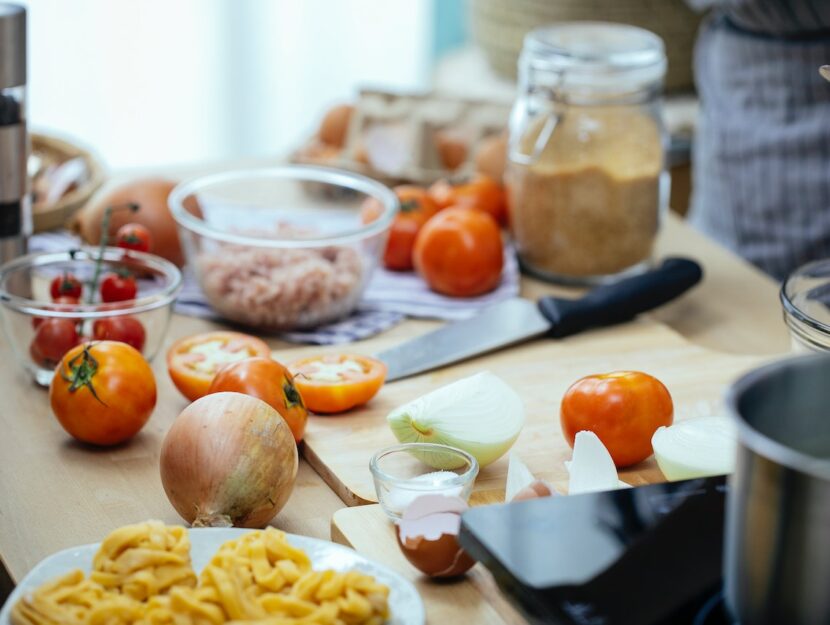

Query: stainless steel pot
[725,354,830,625]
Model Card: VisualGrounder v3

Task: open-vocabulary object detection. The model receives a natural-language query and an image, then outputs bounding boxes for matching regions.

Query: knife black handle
[538,257,703,339]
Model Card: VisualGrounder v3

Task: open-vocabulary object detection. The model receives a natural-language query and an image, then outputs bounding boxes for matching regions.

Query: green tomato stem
[86,202,139,304]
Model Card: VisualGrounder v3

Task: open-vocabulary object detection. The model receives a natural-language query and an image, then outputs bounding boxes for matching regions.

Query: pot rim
[727,353,830,481]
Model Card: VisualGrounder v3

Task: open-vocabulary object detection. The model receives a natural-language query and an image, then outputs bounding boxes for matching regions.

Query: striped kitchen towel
[29,231,520,344]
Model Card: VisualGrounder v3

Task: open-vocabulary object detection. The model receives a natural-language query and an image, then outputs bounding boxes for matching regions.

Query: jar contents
[509,106,663,279]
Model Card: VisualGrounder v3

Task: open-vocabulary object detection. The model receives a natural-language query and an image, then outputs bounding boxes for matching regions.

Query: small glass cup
[369,443,479,520]
[781,258,830,353]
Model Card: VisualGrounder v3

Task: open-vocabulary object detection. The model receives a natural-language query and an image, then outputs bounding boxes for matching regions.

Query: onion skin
[159,392,298,528]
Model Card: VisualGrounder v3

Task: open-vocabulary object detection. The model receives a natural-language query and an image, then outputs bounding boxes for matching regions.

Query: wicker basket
[469,0,702,92]
[31,132,106,232]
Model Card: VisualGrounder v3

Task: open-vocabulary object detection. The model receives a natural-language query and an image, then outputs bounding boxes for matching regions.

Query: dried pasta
[11,524,390,625]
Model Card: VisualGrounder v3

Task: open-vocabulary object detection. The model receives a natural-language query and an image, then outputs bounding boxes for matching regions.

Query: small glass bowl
[0,247,182,385]
[369,443,479,520]
[168,165,398,332]
[781,259,830,353]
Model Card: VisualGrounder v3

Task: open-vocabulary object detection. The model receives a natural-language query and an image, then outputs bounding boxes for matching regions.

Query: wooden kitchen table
[0,201,791,611]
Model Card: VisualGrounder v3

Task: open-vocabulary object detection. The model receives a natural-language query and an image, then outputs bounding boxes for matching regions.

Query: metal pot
[725,354,830,625]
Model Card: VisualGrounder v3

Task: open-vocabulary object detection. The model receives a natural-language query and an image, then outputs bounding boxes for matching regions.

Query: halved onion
[652,416,737,481]
[387,371,524,469]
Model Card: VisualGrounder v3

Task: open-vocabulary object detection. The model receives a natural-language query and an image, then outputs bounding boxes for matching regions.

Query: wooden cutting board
[302,319,767,506]
[331,503,526,625]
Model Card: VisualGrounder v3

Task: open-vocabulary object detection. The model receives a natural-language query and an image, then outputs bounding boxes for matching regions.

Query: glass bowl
[370,443,479,520]
[0,248,182,385]
[168,166,398,332]
[781,258,830,353]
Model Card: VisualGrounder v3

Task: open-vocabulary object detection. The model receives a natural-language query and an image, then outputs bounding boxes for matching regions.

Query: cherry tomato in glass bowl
[167,331,272,401]
[560,371,674,468]
[208,356,307,442]
[413,207,503,297]
[49,272,83,300]
[288,354,386,414]
[116,223,153,253]
[32,296,81,329]
[92,316,146,352]
[50,341,157,446]
[363,186,438,272]
[29,318,80,369]
[100,272,137,303]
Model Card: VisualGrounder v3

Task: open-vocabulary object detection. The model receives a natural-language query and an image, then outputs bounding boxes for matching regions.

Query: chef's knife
[377,257,702,382]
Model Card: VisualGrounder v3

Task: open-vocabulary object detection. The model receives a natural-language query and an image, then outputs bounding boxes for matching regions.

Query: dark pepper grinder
[0,3,29,262]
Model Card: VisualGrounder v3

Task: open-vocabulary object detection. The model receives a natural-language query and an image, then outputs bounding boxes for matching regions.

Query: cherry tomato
[100,272,137,302]
[208,356,308,442]
[413,207,503,297]
[363,186,438,272]
[49,273,83,300]
[50,341,156,446]
[116,223,152,253]
[445,175,508,226]
[167,331,272,401]
[288,354,386,414]
[92,316,146,352]
[32,296,81,329]
[29,318,80,369]
[560,371,674,468]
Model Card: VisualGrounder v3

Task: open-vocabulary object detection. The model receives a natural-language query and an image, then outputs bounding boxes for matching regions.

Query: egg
[434,131,468,171]
[318,104,355,148]
[512,479,555,502]
[474,133,508,184]
[395,495,476,578]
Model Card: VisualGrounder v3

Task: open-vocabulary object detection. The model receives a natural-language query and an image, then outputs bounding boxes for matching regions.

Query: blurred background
[24,0,463,169]
[22,0,697,169]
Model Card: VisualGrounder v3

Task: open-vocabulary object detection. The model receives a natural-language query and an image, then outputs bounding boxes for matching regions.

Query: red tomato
[413,207,503,297]
[100,272,137,302]
[363,186,438,271]
[208,357,308,442]
[116,223,152,253]
[445,175,507,226]
[32,296,81,329]
[49,273,83,300]
[92,316,146,352]
[167,331,272,401]
[288,354,386,414]
[50,341,156,446]
[560,371,674,468]
[428,175,507,225]
[29,318,80,369]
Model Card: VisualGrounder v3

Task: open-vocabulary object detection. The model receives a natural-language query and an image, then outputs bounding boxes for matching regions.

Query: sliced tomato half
[166,331,271,401]
[288,354,387,414]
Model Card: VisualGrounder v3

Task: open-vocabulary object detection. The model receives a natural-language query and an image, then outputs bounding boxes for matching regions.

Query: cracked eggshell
[395,494,476,578]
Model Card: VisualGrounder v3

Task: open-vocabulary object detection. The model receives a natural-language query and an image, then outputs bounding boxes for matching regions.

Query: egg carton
[292,89,510,187]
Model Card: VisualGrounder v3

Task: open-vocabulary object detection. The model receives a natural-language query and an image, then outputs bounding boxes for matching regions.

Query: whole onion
[160,392,298,528]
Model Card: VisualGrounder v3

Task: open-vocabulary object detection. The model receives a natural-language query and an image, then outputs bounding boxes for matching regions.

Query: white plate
[0,528,425,625]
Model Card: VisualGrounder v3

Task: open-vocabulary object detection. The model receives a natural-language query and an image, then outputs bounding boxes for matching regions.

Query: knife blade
[377,257,702,382]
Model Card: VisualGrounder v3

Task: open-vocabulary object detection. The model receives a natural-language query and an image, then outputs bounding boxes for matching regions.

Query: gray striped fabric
[687,0,830,279]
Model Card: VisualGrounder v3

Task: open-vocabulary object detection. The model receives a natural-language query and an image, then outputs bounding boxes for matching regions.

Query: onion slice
[652,416,737,481]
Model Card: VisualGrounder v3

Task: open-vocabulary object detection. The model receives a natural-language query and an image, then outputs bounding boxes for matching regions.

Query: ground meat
[198,243,366,330]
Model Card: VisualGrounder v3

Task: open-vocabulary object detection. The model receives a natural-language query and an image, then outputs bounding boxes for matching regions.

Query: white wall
[21,0,433,169]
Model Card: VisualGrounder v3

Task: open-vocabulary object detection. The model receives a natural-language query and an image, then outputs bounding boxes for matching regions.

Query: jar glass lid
[523,22,667,92]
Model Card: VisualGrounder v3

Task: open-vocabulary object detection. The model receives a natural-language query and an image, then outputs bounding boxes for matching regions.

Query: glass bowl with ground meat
[169,166,398,331]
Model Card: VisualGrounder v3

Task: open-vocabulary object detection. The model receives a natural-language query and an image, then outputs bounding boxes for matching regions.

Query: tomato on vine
[115,223,152,253]
[100,272,137,302]
[49,273,83,300]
